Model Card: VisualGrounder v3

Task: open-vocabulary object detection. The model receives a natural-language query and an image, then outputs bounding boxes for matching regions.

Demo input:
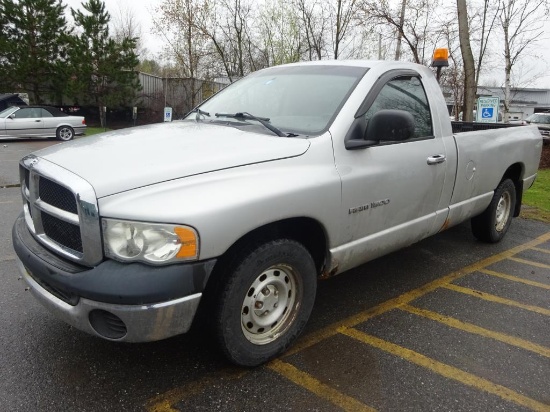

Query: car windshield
[0,107,18,118]
[188,65,368,136]
[526,114,550,124]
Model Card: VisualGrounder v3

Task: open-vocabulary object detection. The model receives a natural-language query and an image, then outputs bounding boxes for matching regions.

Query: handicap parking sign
[164,107,173,122]
[482,108,493,118]
[476,97,499,123]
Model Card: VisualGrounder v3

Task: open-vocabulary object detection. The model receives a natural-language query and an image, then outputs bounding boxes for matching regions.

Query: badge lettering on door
[349,199,390,214]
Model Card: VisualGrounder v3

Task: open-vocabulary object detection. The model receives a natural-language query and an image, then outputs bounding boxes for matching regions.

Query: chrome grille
[41,212,83,252]
[39,177,78,214]
[20,155,102,267]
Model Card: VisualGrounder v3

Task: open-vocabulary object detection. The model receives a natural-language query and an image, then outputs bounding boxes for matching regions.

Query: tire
[56,126,74,141]
[471,179,516,243]
[213,239,317,366]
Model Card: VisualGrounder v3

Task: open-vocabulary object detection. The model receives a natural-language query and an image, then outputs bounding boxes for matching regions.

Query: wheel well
[501,163,523,217]
[213,218,328,279]
[194,218,328,329]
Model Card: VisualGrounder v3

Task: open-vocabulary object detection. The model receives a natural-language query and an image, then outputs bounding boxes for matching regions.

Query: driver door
[333,72,451,271]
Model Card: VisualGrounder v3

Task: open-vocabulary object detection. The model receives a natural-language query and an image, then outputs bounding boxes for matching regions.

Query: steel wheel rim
[241,264,301,345]
[495,191,511,232]
[59,127,73,140]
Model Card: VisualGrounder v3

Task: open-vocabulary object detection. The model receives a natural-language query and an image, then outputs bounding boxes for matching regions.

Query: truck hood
[34,121,310,198]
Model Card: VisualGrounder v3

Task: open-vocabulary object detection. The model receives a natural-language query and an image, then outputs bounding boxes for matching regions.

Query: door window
[40,108,53,117]
[14,108,41,118]
[365,76,433,139]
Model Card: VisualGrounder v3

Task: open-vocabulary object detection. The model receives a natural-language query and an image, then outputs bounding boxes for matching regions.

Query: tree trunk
[395,0,406,60]
[456,0,476,122]
[502,2,511,123]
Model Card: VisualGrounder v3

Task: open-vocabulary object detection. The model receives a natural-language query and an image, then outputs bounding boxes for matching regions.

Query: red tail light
[82,118,86,125]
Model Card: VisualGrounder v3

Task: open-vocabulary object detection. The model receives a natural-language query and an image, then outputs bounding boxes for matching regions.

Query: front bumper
[13,214,216,342]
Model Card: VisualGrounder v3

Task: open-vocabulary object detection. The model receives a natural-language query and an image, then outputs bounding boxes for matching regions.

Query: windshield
[526,113,550,124]
[188,65,368,135]
[0,107,18,118]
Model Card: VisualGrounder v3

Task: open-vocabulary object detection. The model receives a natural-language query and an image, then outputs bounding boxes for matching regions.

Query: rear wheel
[471,179,516,243]
[213,239,317,366]
[56,126,74,141]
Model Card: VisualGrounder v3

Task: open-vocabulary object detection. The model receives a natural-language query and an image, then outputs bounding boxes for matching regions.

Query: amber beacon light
[431,48,449,83]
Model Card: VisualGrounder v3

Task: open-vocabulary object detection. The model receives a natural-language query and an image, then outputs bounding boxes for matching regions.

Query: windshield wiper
[215,112,286,137]
[189,108,211,120]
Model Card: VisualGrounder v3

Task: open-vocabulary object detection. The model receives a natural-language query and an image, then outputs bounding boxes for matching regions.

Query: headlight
[102,218,199,264]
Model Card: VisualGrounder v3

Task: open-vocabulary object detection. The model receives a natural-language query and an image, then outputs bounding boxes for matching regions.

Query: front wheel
[56,126,74,141]
[213,239,317,366]
[471,179,516,243]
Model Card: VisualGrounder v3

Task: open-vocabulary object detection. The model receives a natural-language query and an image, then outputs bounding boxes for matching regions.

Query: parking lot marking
[508,257,550,270]
[531,247,550,254]
[144,231,550,411]
[268,359,376,412]
[0,255,15,262]
[443,284,550,316]
[145,368,248,412]
[400,304,550,358]
[340,327,550,412]
[479,268,550,289]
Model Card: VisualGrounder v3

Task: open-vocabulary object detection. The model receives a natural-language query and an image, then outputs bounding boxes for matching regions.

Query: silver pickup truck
[12,61,542,366]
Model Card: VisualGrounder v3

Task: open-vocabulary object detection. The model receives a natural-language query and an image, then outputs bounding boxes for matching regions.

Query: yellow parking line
[531,247,550,255]
[508,257,550,270]
[443,284,550,316]
[144,368,248,412]
[268,359,376,412]
[400,304,550,358]
[341,328,550,412]
[286,231,550,357]
[144,232,550,410]
[479,268,550,290]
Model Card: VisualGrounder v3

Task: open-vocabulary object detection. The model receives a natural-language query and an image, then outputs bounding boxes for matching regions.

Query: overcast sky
[62,0,550,89]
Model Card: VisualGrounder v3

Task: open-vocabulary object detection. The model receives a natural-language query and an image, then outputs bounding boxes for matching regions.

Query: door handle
[35,120,41,122]
[427,154,446,165]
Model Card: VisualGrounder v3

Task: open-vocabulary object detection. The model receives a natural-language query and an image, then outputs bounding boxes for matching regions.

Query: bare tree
[295,0,328,60]
[457,0,476,122]
[362,0,439,64]
[499,0,547,122]
[330,0,359,59]
[395,0,407,60]
[111,1,143,53]
[257,0,304,67]
[153,0,211,107]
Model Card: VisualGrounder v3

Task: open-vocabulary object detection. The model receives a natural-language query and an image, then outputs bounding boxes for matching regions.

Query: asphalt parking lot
[1,139,549,411]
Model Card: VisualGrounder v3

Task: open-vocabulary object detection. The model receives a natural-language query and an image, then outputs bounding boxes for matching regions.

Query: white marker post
[164,107,173,122]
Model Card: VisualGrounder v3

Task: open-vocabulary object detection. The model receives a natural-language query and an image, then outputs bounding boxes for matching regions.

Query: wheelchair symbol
[482,108,493,118]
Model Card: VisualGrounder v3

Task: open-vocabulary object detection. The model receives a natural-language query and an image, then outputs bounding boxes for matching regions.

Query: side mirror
[8,114,15,119]
[365,109,415,142]
[345,109,415,150]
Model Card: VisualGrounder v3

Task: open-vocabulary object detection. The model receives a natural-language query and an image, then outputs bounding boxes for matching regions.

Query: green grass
[522,168,550,223]
[84,127,111,136]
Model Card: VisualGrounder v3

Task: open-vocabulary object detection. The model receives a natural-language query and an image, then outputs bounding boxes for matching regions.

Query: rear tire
[56,126,74,141]
[213,239,317,366]
[471,179,516,243]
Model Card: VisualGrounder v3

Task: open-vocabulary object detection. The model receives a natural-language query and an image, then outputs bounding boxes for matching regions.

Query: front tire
[56,126,74,141]
[213,239,317,366]
[471,179,516,243]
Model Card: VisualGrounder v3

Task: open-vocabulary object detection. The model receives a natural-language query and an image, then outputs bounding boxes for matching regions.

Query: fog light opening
[89,309,127,339]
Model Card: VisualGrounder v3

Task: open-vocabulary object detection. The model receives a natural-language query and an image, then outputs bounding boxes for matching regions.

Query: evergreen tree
[68,0,140,127]
[0,0,70,104]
